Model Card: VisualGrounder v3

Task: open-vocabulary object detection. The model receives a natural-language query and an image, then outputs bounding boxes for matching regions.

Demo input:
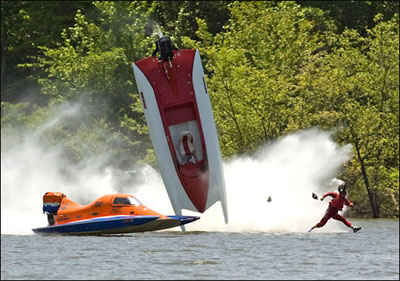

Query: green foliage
[151,1,230,47]
[197,1,329,156]
[1,1,93,104]
[23,2,158,165]
[297,1,399,35]
[63,117,120,163]
[295,13,399,217]
[1,101,36,128]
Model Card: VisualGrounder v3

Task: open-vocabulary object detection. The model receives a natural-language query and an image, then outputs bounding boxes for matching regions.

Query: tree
[1,1,93,104]
[189,1,331,157]
[297,14,399,217]
[22,2,158,168]
[151,1,230,46]
[297,1,400,35]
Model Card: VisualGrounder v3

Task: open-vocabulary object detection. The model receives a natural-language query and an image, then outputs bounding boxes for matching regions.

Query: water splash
[1,102,352,234]
[184,129,353,233]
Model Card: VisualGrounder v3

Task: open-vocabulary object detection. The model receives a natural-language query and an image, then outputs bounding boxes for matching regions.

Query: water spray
[1,101,352,234]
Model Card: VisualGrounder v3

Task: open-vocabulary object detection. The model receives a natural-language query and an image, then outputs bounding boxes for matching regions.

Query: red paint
[164,103,195,125]
[181,135,191,155]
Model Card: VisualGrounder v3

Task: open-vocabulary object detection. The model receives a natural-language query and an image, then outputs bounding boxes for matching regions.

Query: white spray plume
[1,102,352,234]
[184,128,353,233]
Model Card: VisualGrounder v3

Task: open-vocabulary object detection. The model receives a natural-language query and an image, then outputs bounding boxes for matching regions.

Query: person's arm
[320,192,335,201]
[345,198,354,207]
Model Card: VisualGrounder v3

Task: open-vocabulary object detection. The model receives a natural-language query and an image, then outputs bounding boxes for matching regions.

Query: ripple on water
[1,219,398,280]
[188,260,218,265]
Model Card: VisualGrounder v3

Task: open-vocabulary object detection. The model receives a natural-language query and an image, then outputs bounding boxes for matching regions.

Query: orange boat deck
[44,193,168,226]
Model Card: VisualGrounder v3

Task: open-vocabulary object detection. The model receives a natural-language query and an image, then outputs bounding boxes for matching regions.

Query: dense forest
[1,1,399,218]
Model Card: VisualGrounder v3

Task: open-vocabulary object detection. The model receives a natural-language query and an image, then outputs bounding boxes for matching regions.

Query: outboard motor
[152,36,178,61]
[42,192,66,225]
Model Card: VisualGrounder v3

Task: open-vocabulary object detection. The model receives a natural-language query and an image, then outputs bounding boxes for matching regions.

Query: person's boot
[308,225,317,232]
[351,225,362,233]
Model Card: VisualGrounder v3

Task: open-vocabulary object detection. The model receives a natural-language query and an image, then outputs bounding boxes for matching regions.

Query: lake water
[2,129,398,279]
[1,219,398,280]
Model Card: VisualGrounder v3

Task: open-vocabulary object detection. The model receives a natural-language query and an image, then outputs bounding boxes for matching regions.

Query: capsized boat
[132,36,228,223]
[32,192,199,235]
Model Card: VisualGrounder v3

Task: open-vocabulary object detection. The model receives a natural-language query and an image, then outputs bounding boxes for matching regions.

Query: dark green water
[1,219,398,280]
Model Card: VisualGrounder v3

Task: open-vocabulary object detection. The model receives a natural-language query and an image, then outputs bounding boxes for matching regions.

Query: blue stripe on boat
[32,215,159,234]
[167,215,200,225]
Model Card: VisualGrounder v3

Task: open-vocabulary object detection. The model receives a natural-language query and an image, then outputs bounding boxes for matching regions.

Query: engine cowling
[43,192,66,215]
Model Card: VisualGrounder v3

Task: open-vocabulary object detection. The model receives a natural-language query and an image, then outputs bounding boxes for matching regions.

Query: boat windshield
[128,196,143,206]
[112,196,143,206]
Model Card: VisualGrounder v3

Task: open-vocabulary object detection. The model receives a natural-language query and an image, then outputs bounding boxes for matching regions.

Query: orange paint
[48,193,169,226]
[43,192,66,204]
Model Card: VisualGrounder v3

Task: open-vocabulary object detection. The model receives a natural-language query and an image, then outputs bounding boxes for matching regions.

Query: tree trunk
[355,141,380,218]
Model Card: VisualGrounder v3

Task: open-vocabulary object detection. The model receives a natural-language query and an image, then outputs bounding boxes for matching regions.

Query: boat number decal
[140,92,147,109]
[202,77,208,95]
[94,201,102,207]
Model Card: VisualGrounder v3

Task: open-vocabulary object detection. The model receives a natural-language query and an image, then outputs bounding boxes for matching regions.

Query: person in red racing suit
[308,183,361,233]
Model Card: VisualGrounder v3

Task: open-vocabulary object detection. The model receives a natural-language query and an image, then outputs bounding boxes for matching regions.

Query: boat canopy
[112,195,143,206]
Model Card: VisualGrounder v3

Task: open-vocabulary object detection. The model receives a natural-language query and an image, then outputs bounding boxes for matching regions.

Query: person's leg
[308,209,332,232]
[332,213,362,232]
[331,213,352,227]
[316,209,332,227]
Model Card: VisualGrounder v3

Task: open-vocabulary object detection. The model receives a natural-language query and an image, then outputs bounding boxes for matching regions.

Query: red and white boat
[132,37,228,223]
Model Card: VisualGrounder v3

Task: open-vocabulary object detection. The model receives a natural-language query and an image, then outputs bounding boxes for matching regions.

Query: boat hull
[123,215,200,233]
[133,49,228,223]
[32,215,159,235]
[32,215,200,235]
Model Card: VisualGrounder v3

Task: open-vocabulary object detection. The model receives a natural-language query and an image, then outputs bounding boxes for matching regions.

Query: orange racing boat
[32,192,199,235]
